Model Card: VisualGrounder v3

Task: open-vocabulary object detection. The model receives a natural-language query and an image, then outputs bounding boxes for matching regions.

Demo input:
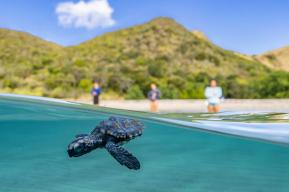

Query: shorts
[208,103,219,106]
[93,96,99,105]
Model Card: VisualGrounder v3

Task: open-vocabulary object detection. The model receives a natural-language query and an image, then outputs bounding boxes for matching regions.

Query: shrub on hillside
[125,85,145,99]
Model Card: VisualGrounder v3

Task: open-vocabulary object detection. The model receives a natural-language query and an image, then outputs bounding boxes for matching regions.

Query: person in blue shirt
[91,82,102,105]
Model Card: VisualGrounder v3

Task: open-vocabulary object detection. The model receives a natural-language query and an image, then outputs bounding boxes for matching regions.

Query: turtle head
[67,135,101,157]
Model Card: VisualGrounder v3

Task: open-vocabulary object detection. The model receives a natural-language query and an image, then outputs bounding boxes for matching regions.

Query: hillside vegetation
[255,46,289,72]
[0,18,289,99]
[0,28,66,96]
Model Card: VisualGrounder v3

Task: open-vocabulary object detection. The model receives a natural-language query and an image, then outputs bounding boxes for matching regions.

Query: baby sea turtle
[67,116,144,170]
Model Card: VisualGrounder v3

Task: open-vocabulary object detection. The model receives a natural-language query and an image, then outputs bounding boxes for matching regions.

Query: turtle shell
[93,116,144,140]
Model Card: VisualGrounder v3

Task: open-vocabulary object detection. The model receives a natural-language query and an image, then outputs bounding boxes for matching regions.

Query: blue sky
[0,0,289,54]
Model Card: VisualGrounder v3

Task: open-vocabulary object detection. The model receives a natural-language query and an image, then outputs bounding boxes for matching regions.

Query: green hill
[0,17,289,99]
[0,28,66,96]
[255,46,289,72]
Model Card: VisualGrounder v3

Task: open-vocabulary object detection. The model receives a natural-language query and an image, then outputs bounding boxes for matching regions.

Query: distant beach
[67,99,289,113]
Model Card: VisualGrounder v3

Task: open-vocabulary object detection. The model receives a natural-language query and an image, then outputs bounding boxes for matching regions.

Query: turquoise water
[1,94,289,192]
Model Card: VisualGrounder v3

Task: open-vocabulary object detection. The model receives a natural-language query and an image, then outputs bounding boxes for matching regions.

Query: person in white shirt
[205,80,223,113]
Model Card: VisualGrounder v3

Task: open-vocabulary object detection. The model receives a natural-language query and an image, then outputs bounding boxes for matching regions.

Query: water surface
[1,94,289,192]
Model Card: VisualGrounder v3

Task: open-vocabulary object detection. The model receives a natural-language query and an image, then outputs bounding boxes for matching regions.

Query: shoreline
[66,99,289,113]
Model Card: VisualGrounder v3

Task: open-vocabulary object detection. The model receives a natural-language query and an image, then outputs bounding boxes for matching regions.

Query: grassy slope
[71,17,268,76]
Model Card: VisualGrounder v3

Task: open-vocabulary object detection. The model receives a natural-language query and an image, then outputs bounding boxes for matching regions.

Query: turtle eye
[74,143,80,149]
[74,143,84,152]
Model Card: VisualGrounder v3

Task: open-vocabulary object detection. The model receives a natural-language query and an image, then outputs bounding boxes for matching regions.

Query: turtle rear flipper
[105,142,140,170]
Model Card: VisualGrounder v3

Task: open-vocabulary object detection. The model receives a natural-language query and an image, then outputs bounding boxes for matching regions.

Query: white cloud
[56,0,115,29]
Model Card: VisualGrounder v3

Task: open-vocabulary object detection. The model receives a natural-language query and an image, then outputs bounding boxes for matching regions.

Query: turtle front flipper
[75,134,89,138]
[105,142,140,170]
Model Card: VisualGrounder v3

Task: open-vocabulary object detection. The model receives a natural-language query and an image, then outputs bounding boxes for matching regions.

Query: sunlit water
[1,94,289,192]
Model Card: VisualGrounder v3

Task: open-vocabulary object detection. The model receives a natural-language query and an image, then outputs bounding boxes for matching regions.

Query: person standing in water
[91,81,102,105]
[147,83,161,112]
[205,79,223,113]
